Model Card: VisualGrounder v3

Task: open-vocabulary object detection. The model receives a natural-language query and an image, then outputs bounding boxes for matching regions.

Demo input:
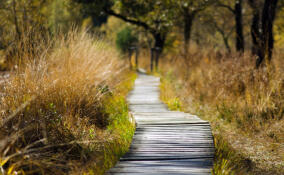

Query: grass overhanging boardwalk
[107,73,214,175]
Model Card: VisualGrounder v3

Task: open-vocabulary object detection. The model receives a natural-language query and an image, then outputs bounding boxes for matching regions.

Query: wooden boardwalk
[107,73,214,175]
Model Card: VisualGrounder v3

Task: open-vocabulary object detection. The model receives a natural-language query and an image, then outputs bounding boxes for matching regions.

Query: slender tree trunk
[135,48,139,69]
[12,0,21,40]
[260,0,278,66]
[155,48,162,71]
[223,36,231,53]
[154,33,165,50]
[235,0,244,52]
[214,23,232,53]
[184,11,195,55]
[128,49,133,70]
[150,48,154,72]
[250,8,261,56]
[248,0,263,67]
[152,32,166,71]
[249,0,278,68]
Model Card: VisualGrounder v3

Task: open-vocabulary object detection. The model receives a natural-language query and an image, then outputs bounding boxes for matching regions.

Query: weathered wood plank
[130,144,214,148]
[107,173,210,175]
[108,73,214,175]
[108,167,212,173]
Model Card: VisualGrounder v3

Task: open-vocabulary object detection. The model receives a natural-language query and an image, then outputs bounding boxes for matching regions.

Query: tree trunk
[128,49,133,70]
[223,36,231,53]
[184,11,195,55]
[150,48,154,72]
[235,0,244,52]
[249,0,278,68]
[260,0,278,67]
[154,33,165,51]
[249,0,264,67]
[250,8,261,56]
[152,32,166,71]
[135,48,139,69]
[12,0,21,40]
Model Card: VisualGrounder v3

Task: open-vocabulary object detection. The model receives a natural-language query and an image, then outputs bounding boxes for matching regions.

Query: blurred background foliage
[0,0,283,66]
[0,0,283,70]
[115,27,137,53]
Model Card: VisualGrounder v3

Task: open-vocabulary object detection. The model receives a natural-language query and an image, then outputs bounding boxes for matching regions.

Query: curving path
[107,73,214,175]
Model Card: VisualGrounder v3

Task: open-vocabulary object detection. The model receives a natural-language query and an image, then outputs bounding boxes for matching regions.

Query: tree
[0,0,87,45]
[0,0,51,62]
[235,0,245,52]
[0,0,48,43]
[116,27,138,68]
[75,0,173,70]
[217,0,245,52]
[202,9,235,53]
[75,0,171,51]
[248,0,279,68]
[108,1,172,51]
[47,0,82,33]
[173,0,215,54]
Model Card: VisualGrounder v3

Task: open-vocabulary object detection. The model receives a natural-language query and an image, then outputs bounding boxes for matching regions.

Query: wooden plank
[108,73,214,175]
[129,144,214,148]
[133,134,213,138]
[132,136,213,139]
[107,173,210,175]
[108,166,212,173]
[128,147,214,151]
[114,159,213,166]
[130,144,214,148]
[136,127,212,130]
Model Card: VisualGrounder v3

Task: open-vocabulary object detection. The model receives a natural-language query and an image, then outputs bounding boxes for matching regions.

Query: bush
[115,27,137,53]
[159,48,284,174]
[0,30,134,174]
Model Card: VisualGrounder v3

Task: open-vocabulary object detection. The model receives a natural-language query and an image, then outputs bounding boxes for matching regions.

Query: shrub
[0,30,134,174]
[159,48,284,174]
[115,27,137,53]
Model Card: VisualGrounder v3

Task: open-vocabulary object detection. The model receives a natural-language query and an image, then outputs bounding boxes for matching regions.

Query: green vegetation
[91,73,137,174]
[116,27,137,53]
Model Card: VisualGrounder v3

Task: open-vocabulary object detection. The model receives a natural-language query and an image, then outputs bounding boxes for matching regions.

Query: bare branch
[217,3,235,14]
[104,8,153,32]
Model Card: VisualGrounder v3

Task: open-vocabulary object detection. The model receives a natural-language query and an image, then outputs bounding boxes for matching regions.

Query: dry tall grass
[0,30,134,174]
[159,48,284,174]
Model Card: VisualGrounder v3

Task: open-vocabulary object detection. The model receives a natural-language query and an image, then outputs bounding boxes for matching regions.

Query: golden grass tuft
[159,48,284,174]
[0,30,135,174]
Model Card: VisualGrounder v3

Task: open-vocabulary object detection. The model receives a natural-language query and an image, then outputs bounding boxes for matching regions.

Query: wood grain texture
[107,73,214,175]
